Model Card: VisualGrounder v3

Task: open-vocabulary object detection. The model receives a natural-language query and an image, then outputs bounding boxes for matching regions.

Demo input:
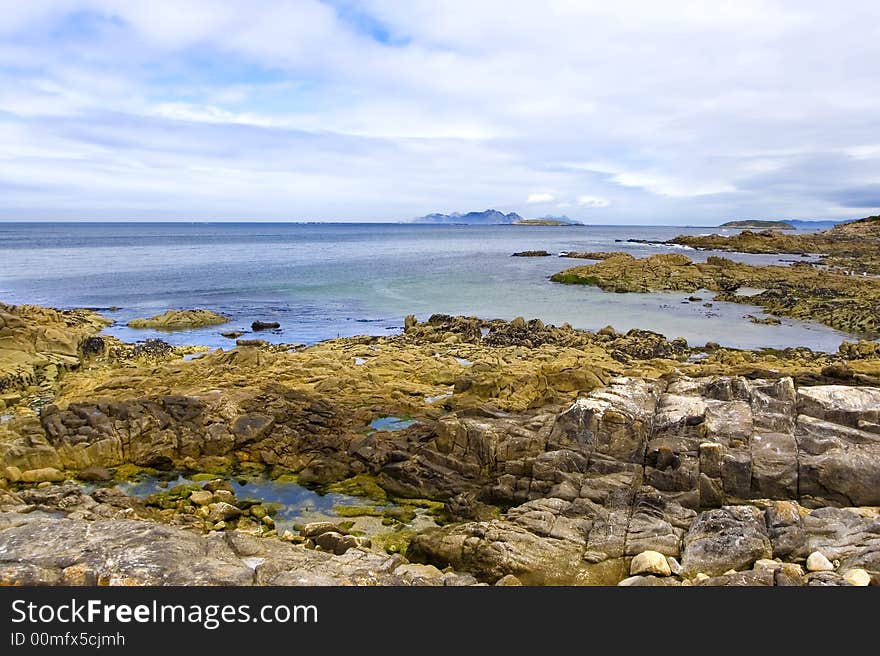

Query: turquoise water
[370,416,417,432]
[0,222,855,351]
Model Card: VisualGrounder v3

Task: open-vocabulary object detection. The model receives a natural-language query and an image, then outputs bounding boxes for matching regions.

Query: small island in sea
[516,216,584,226]
[719,220,796,230]
[413,209,582,226]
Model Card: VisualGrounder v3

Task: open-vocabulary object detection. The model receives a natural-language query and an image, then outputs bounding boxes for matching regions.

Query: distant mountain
[413,209,524,224]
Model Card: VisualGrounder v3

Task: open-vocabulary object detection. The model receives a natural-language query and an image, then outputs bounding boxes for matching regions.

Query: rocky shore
[1,298,878,586]
[671,214,880,275]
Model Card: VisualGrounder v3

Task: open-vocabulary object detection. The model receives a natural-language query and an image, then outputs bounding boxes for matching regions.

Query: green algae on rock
[551,252,880,336]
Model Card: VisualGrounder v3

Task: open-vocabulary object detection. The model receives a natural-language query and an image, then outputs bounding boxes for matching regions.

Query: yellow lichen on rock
[127,309,230,330]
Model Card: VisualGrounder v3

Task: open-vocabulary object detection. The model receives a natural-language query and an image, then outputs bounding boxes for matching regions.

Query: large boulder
[681,506,772,576]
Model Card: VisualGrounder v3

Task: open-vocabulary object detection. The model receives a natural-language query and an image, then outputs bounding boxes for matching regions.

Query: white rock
[806,551,834,572]
[630,550,672,576]
[843,568,871,586]
[666,556,683,576]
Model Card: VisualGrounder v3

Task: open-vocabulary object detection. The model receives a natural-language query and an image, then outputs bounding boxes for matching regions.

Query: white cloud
[0,1,879,221]
[577,195,611,208]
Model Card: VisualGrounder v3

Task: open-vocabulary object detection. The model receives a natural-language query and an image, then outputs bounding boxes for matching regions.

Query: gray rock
[681,506,772,576]
[206,501,242,523]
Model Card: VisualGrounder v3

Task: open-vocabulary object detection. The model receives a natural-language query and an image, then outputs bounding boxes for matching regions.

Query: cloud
[0,1,878,222]
[577,195,611,208]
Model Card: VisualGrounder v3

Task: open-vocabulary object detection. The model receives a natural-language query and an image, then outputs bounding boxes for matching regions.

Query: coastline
[2,297,879,586]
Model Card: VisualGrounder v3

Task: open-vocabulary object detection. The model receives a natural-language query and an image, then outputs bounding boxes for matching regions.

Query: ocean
[0,222,853,352]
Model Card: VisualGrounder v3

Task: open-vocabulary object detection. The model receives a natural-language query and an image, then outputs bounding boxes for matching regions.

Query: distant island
[413,210,582,226]
[413,209,524,224]
[516,215,583,226]
[720,220,796,230]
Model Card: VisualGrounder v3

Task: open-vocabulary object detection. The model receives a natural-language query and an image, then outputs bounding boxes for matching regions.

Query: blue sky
[1,0,879,223]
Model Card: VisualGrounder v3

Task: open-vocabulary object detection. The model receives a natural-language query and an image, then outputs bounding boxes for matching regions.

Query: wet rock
[251,321,281,331]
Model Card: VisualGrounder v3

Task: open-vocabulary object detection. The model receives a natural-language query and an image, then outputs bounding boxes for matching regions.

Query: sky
[1,1,879,223]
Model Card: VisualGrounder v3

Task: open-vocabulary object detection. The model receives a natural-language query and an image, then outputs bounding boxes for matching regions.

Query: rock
[20,468,66,483]
[551,249,880,335]
[512,251,551,257]
[251,321,281,331]
[630,550,672,577]
[206,502,242,523]
[220,331,245,339]
[202,479,235,494]
[314,531,346,553]
[806,551,834,572]
[618,575,680,586]
[0,515,253,585]
[843,568,871,586]
[4,466,22,483]
[494,574,523,586]
[681,506,772,576]
[694,569,775,586]
[753,559,782,572]
[127,309,229,330]
[807,571,849,586]
[775,563,807,586]
[395,563,445,580]
[666,556,683,576]
[189,490,213,506]
[76,466,112,482]
[300,521,340,538]
[212,489,235,504]
[235,339,267,347]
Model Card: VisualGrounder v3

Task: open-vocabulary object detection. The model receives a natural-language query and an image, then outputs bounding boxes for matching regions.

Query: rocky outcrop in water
[671,214,880,275]
[551,252,880,335]
[127,309,229,330]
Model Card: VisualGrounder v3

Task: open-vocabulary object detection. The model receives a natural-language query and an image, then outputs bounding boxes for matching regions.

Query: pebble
[806,551,834,572]
[843,568,871,586]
